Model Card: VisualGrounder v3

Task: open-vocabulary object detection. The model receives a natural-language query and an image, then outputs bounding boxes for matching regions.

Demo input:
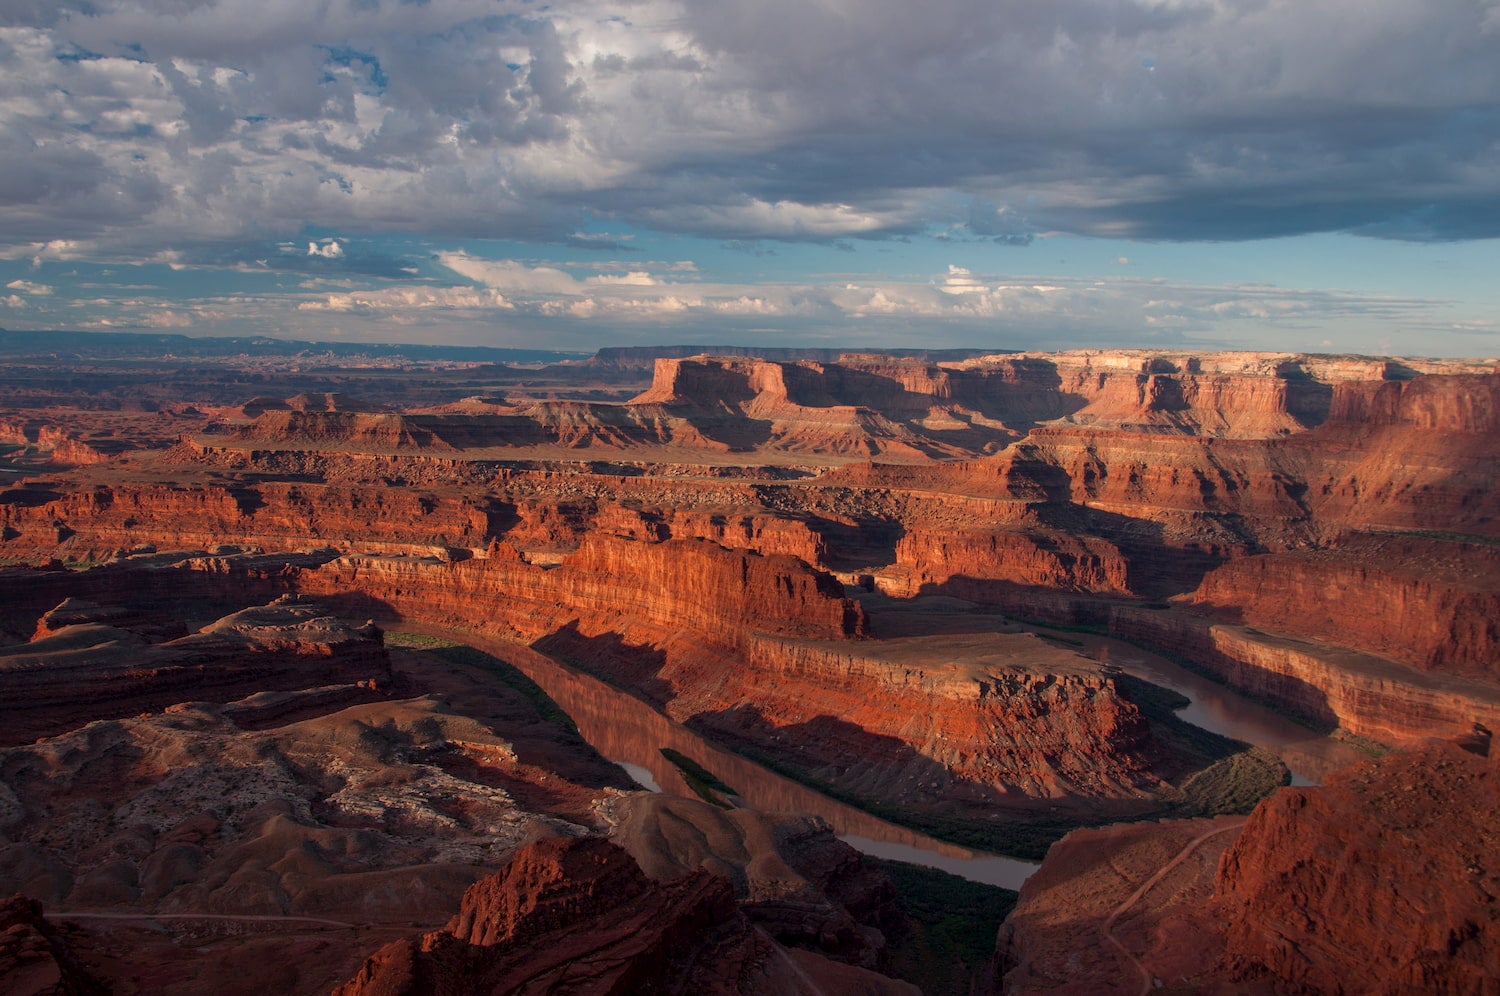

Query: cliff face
[1191,538,1500,680]
[1110,606,1500,746]
[282,543,1178,814]
[295,533,865,650]
[994,738,1498,996]
[683,637,1161,805]
[1216,739,1500,994]
[881,526,1134,599]
[0,479,504,557]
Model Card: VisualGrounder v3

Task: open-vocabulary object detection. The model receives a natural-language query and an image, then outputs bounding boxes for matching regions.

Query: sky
[1,0,1498,357]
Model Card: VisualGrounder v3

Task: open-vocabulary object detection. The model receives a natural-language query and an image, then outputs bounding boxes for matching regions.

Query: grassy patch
[1333,729,1391,758]
[1115,673,1290,815]
[871,857,1018,996]
[658,748,736,808]
[383,631,460,650]
[1174,747,1289,816]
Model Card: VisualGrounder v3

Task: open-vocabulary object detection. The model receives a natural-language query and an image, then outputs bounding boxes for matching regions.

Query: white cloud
[587,271,657,286]
[5,279,53,295]
[139,309,193,328]
[307,239,344,259]
[296,285,512,315]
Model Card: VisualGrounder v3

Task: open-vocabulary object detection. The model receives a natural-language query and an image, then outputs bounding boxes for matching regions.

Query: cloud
[296,285,512,316]
[307,238,344,258]
[587,271,657,286]
[1,0,1489,261]
[5,279,53,294]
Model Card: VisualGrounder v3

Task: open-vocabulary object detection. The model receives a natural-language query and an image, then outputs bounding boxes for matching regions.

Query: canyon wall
[1191,539,1500,680]
[1110,606,1500,745]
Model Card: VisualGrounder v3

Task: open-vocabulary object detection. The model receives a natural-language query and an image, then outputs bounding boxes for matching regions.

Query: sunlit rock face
[1216,739,1500,995]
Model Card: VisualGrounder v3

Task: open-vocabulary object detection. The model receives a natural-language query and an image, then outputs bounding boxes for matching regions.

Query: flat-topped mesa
[681,635,1164,806]
[628,356,766,408]
[224,410,457,451]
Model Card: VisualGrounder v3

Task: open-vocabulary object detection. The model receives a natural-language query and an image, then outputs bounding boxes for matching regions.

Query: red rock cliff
[1215,739,1500,994]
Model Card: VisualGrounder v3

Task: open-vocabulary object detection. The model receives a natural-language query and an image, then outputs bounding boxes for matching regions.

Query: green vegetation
[415,641,580,734]
[658,747,736,808]
[1334,729,1392,758]
[383,631,459,650]
[685,671,1291,861]
[1115,673,1290,815]
[1174,747,1290,816]
[1034,632,1084,648]
[871,857,1018,996]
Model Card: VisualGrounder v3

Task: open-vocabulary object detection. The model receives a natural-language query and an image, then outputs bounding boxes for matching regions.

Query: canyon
[0,334,1495,993]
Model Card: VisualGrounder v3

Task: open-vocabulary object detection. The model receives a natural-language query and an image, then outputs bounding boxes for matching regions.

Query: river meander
[413,623,1358,890]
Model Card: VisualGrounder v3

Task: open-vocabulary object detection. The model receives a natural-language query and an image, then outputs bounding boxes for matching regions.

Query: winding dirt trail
[1099,818,1247,996]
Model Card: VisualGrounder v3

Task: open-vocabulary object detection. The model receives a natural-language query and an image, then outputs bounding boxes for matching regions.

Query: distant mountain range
[0,328,587,364]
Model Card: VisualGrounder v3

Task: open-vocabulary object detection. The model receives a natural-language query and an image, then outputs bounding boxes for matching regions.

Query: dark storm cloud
[0,0,1496,257]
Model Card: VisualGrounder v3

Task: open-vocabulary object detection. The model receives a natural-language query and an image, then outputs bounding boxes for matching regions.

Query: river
[417,624,1355,891]
[1041,629,1368,785]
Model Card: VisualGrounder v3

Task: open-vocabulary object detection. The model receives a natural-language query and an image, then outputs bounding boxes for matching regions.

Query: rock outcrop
[609,793,903,969]
[0,894,107,996]
[334,835,914,996]
[1216,739,1500,994]
[994,738,1499,995]
[0,595,390,745]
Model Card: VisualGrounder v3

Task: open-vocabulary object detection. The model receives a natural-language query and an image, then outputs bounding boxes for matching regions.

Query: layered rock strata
[994,738,1499,995]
